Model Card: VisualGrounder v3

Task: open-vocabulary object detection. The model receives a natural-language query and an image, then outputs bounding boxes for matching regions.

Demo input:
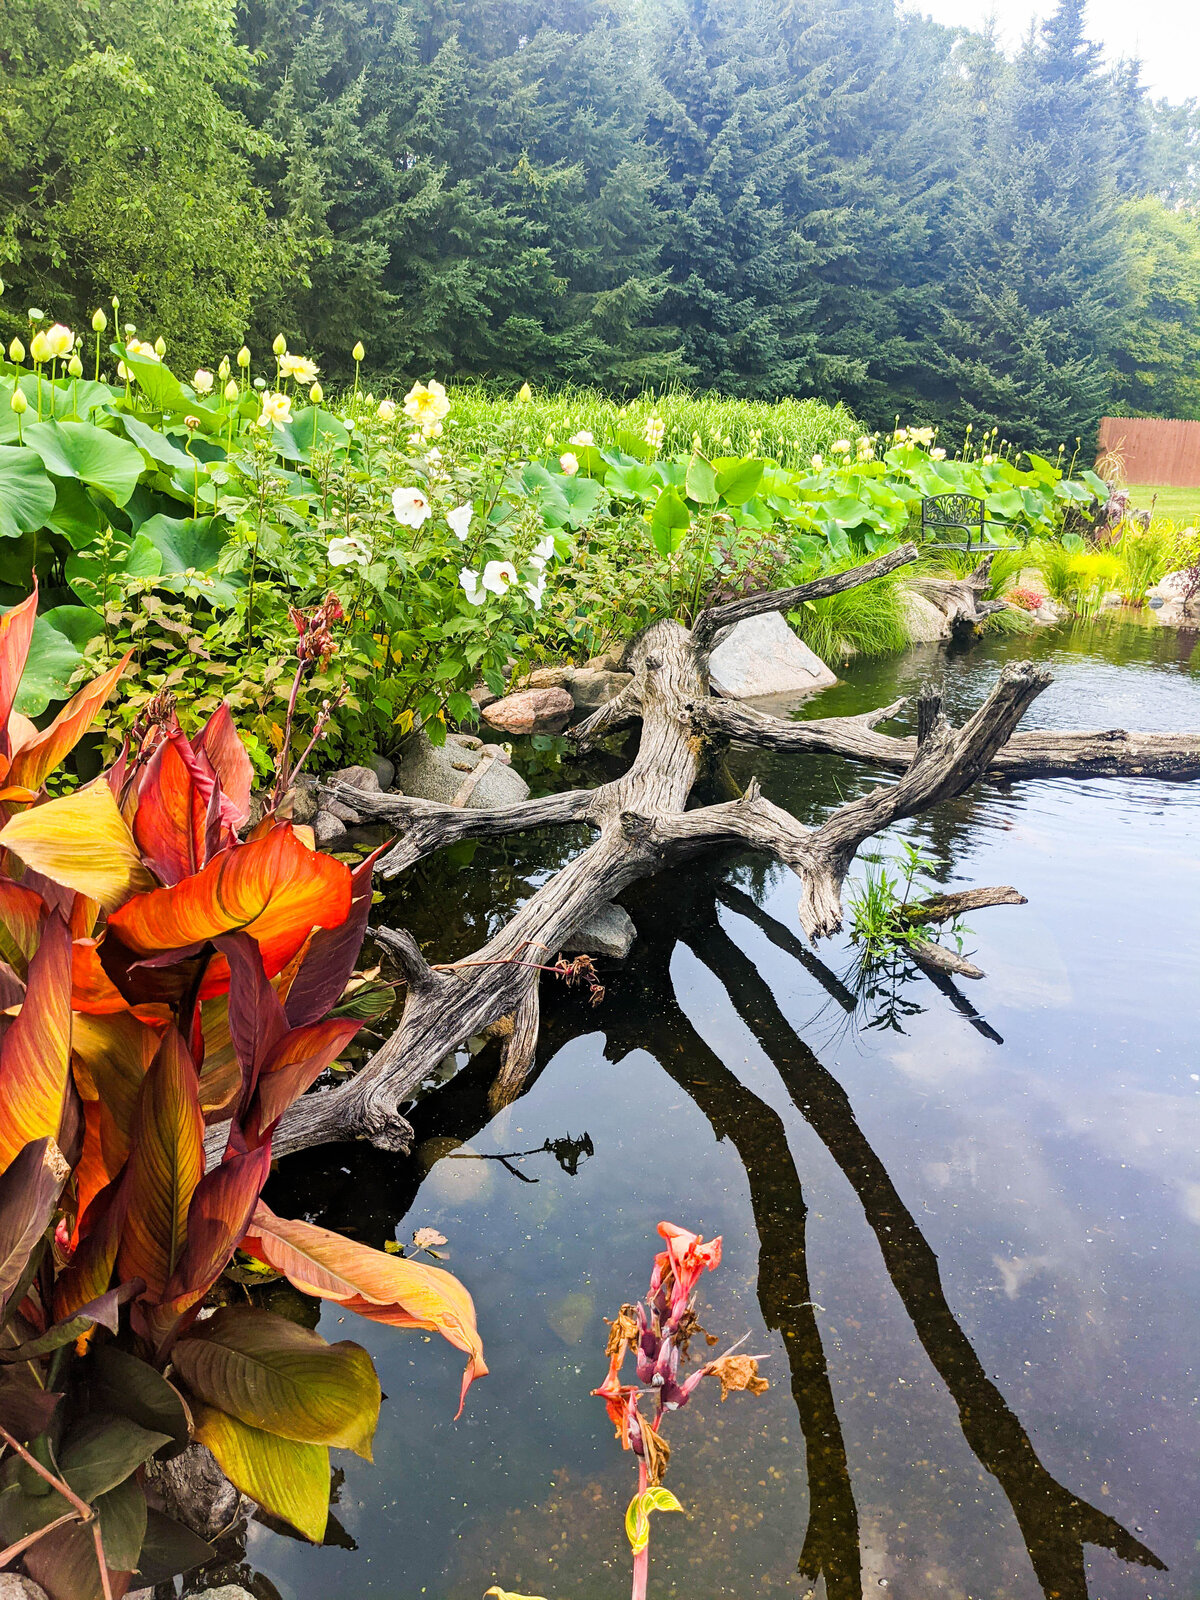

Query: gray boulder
[0,1578,49,1600]
[369,754,395,790]
[313,810,347,845]
[562,901,636,960]
[898,585,952,643]
[708,612,837,698]
[521,665,632,710]
[288,774,320,824]
[332,764,382,794]
[397,731,531,808]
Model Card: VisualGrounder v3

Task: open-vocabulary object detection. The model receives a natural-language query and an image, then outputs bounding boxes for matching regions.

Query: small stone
[447,732,483,751]
[332,764,382,793]
[314,810,347,845]
[565,667,633,709]
[0,1577,50,1600]
[287,774,319,824]
[396,731,531,807]
[561,901,636,960]
[483,687,574,735]
[192,1589,257,1600]
[521,665,571,690]
[369,754,395,790]
[708,612,837,699]
[585,649,626,672]
[470,682,499,711]
[325,799,363,825]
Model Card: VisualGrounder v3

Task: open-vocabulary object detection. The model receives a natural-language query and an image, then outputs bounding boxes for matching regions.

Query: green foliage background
[2,0,1199,446]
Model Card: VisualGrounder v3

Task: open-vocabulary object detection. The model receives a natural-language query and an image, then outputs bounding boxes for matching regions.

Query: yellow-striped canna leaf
[192,1402,330,1542]
[0,911,73,1173]
[243,1203,487,1417]
[625,1487,684,1555]
[0,781,155,912]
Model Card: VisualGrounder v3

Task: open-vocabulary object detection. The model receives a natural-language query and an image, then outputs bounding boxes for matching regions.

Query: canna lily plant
[0,597,486,1599]
[593,1223,768,1600]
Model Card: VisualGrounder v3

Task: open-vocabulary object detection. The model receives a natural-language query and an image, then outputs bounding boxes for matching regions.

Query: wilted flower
[328,535,371,568]
[403,379,450,433]
[310,382,324,404]
[559,451,579,476]
[237,345,251,368]
[258,390,293,428]
[644,414,665,452]
[91,309,107,333]
[832,438,851,454]
[392,486,432,527]
[447,503,473,541]
[29,331,51,364]
[10,389,28,415]
[279,352,318,385]
[377,399,397,422]
[192,369,214,395]
[569,430,594,448]
[482,559,518,596]
[184,415,200,431]
[223,379,239,402]
[8,338,24,363]
[352,341,365,363]
[459,567,486,606]
[517,381,533,403]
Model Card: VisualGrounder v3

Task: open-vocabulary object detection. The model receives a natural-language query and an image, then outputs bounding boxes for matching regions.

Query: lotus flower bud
[218,356,231,381]
[67,354,83,378]
[273,333,287,356]
[224,379,239,402]
[352,341,365,362]
[9,338,24,363]
[237,345,251,368]
[517,381,532,402]
[92,308,107,333]
[310,381,324,404]
[153,336,166,357]
[10,389,28,414]
[29,331,51,364]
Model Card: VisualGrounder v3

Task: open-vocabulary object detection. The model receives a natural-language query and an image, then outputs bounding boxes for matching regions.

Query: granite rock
[483,687,574,735]
[708,612,837,698]
[397,731,530,807]
[561,901,636,960]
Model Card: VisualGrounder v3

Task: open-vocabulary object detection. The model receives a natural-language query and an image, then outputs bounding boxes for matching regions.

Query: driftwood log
[259,542,1200,1160]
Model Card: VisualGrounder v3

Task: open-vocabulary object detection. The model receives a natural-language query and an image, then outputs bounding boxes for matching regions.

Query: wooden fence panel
[1097,417,1200,487]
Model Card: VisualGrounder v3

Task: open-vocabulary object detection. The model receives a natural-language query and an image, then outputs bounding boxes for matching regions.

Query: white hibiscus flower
[392,486,432,527]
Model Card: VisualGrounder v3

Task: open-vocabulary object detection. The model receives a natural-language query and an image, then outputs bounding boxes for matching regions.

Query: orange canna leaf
[197,993,242,1119]
[163,1143,273,1318]
[71,1010,161,1175]
[0,878,46,974]
[0,590,38,758]
[8,651,133,795]
[54,1170,128,1319]
[248,1019,361,1143]
[107,824,352,997]
[133,731,220,886]
[0,782,156,912]
[117,1027,205,1307]
[0,911,73,1172]
[193,704,252,829]
[243,1204,487,1418]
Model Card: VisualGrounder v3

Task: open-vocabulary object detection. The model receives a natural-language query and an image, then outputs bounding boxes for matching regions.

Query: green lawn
[1126,483,1200,525]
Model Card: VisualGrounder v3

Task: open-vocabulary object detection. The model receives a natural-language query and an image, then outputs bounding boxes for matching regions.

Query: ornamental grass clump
[592,1223,768,1600]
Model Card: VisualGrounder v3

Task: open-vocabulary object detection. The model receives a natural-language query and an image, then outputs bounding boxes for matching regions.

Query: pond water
[242,616,1199,1600]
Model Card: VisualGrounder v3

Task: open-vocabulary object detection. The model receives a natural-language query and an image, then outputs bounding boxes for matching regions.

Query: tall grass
[444,381,859,468]
[789,566,910,663]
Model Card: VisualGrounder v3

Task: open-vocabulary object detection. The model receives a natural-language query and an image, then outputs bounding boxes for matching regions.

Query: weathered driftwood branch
[691,697,1200,780]
[902,885,1027,923]
[907,554,1008,631]
[269,547,1200,1159]
[690,542,919,649]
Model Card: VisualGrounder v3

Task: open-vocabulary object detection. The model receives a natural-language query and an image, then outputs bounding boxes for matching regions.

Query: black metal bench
[921,492,1017,553]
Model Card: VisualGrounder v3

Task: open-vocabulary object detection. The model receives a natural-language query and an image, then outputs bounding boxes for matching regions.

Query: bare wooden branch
[692,542,919,649]
[907,555,1008,630]
[691,697,1200,780]
[907,937,984,979]
[901,886,1026,924]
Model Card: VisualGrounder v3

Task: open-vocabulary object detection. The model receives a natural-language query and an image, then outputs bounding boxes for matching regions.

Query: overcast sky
[900,0,1199,102]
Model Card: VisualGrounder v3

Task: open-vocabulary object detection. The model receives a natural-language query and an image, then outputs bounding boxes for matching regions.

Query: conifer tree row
[2,0,1197,444]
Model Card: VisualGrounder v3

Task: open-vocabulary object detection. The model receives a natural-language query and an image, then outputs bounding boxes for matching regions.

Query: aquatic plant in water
[592,1223,769,1600]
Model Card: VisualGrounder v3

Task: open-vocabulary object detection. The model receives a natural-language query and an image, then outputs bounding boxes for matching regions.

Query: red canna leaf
[71,1010,161,1177]
[8,651,133,795]
[283,844,387,1027]
[214,931,287,1119]
[106,824,352,999]
[117,1028,205,1308]
[132,732,219,886]
[0,1136,69,1320]
[193,703,252,830]
[247,1018,361,1144]
[162,1143,272,1318]
[0,910,73,1172]
[54,1168,128,1319]
[0,877,46,974]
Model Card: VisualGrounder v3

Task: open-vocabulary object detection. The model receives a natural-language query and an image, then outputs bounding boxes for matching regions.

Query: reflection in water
[638,876,1166,1600]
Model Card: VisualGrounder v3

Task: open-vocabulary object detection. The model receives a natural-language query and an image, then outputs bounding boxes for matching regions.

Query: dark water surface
[250,617,1200,1600]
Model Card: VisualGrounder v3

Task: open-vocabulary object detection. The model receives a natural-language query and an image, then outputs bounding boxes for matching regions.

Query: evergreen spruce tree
[937,0,1128,448]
